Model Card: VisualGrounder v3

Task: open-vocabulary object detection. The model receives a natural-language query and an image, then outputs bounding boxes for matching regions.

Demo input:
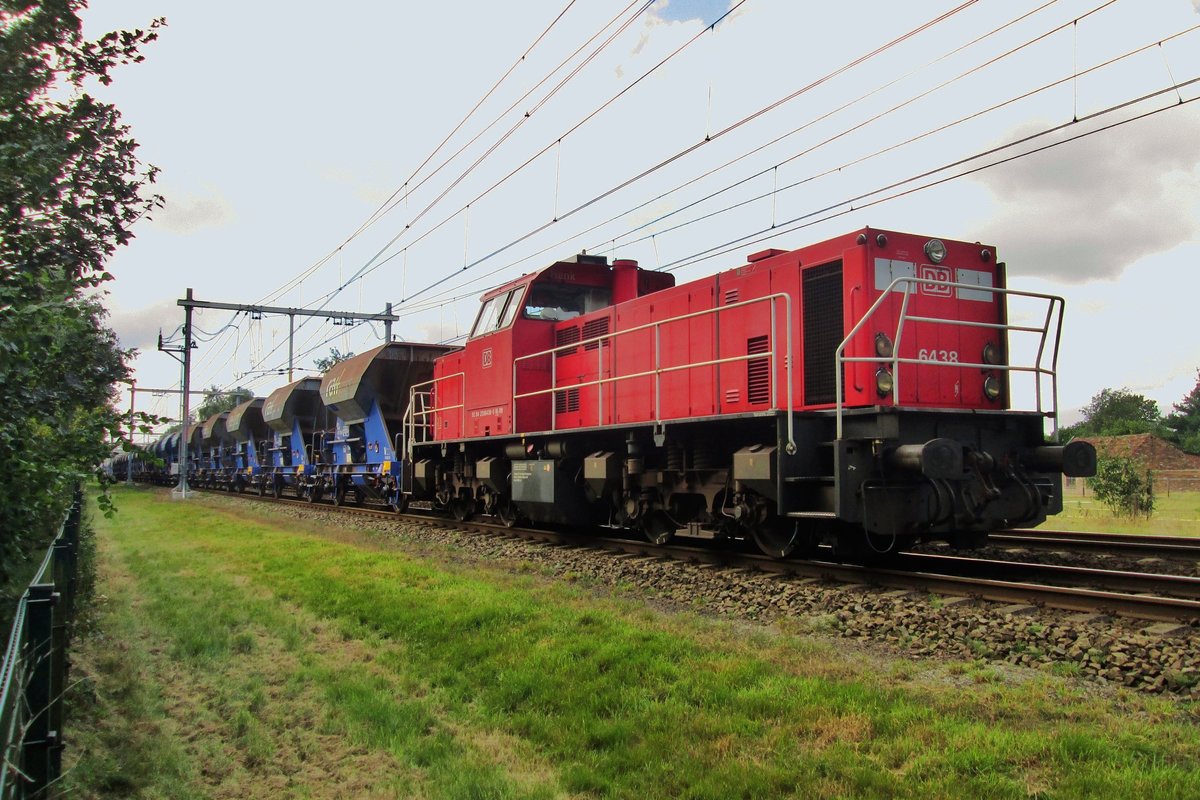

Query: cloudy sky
[80,0,1200,432]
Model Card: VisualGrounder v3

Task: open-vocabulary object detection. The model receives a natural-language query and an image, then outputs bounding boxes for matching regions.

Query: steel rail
[991,530,1200,558]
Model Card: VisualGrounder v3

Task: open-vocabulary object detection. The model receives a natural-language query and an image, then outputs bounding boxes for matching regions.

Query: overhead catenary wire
[215,3,1198,396]
[254,0,639,310]
[384,0,1085,310]
[239,2,660,377]
[657,78,1200,275]
[298,0,664,316]
[338,0,979,313]
[379,0,1184,317]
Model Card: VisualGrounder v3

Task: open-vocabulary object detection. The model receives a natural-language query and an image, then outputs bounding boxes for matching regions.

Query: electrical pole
[156,290,398,498]
[126,379,135,485]
[178,289,195,499]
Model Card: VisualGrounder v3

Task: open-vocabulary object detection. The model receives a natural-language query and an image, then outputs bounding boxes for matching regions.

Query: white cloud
[150,188,234,234]
[108,299,182,352]
[973,107,1200,282]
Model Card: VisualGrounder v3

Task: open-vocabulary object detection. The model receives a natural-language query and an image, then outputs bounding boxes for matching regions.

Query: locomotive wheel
[494,500,517,528]
[752,516,815,560]
[642,510,675,546]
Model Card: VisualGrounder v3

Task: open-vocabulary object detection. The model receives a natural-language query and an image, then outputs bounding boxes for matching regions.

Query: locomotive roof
[479,253,610,303]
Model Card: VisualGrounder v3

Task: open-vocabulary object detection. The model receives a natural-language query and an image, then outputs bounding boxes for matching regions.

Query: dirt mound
[1080,433,1200,471]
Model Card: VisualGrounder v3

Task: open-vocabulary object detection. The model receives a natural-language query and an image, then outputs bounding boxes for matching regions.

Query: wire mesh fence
[0,489,82,799]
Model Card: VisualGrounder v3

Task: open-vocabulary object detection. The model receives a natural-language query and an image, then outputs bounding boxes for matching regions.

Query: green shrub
[1090,456,1154,518]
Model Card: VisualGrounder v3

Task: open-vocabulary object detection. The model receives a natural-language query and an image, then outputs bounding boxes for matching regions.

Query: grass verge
[65,488,1200,798]
[1047,488,1200,535]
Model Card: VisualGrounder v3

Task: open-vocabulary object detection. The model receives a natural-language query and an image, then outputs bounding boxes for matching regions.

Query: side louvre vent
[746,335,770,405]
[582,317,609,351]
[724,288,740,305]
[803,261,844,405]
[555,326,581,357]
[554,387,581,414]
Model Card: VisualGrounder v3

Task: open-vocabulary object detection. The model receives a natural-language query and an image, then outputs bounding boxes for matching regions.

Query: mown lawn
[66,487,1200,799]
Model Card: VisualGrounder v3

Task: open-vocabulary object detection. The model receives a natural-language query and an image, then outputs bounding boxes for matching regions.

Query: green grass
[1048,487,1200,535]
[65,487,1200,798]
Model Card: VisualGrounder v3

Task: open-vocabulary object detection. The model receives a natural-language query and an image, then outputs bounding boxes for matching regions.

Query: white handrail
[512,293,796,454]
[835,276,1065,440]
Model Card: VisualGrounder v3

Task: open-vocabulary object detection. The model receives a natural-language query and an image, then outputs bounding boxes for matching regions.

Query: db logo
[919,265,952,297]
[481,348,493,368]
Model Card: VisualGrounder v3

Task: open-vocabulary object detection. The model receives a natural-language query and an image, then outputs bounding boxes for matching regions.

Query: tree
[0,2,163,588]
[1165,370,1200,454]
[1091,456,1155,519]
[314,347,354,372]
[1060,388,1163,440]
[193,385,253,422]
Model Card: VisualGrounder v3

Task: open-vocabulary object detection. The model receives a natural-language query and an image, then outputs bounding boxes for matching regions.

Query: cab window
[498,286,524,328]
[469,288,522,338]
[523,283,612,322]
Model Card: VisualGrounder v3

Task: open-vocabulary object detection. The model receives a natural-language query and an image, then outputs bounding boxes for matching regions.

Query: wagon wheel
[450,497,473,521]
[271,476,283,499]
[353,487,365,506]
[257,480,266,497]
[332,480,347,507]
[390,493,409,514]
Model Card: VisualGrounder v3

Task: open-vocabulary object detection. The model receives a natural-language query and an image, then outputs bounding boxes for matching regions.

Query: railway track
[212,490,1200,623]
[991,529,1200,560]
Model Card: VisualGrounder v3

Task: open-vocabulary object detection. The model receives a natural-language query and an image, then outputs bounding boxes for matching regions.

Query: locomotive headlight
[983,375,1002,401]
[875,332,894,359]
[924,238,947,264]
[875,368,894,397]
[982,341,1001,365]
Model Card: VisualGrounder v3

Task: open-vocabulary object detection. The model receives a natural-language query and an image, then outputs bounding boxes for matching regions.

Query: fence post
[21,583,57,793]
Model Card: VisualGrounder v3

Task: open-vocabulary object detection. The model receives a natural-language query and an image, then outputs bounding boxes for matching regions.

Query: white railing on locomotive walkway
[404,373,466,461]
[835,276,1065,441]
[511,293,797,455]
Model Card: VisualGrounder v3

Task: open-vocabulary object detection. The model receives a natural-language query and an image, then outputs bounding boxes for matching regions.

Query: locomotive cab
[430,254,673,440]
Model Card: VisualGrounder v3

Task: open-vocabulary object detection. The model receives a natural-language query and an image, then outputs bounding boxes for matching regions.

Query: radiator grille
[555,325,581,357]
[582,317,609,351]
[554,387,580,414]
[746,335,770,405]
[803,261,844,405]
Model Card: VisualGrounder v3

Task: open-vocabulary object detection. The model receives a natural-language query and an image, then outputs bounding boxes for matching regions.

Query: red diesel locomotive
[400,227,1095,557]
